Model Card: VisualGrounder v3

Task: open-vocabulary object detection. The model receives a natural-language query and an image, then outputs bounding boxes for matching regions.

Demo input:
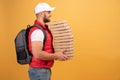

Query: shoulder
[31,29,43,35]
[30,29,44,42]
[29,26,43,34]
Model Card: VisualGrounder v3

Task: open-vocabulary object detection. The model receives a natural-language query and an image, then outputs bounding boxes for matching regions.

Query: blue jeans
[28,67,51,80]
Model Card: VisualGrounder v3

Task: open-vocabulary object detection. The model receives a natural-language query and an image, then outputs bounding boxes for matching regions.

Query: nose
[49,14,52,17]
[48,11,52,17]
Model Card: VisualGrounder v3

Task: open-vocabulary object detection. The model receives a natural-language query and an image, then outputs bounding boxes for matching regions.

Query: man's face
[43,11,52,23]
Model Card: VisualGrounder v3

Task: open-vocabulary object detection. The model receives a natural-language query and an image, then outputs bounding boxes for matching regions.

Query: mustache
[43,18,50,23]
[43,14,51,23]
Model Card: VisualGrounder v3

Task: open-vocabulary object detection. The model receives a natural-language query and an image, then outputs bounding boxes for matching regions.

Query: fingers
[58,54,69,61]
[54,52,69,61]
[61,50,69,61]
[63,55,69,61]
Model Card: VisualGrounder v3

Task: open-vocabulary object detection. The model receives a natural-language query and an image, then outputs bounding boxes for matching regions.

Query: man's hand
[54,50,69,61]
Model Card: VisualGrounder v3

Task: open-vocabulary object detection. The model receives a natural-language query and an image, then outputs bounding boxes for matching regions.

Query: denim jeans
[28,67,51,80]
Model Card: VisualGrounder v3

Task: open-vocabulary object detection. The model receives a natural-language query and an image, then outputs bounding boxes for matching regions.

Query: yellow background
[0,0,120,80]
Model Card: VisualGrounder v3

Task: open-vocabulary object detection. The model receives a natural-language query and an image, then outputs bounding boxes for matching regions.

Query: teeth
[47,20,74,59]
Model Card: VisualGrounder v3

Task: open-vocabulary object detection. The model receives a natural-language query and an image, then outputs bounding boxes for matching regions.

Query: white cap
[34,2,55,14]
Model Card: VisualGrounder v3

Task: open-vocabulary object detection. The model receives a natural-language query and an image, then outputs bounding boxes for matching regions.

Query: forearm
[33,51,56,60]
[32,51,68,61]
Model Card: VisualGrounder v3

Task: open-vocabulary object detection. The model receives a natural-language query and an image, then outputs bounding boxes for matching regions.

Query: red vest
[28,20,54,68]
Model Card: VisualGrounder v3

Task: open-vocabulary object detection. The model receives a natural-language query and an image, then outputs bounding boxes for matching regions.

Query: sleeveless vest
[28,20,54,68]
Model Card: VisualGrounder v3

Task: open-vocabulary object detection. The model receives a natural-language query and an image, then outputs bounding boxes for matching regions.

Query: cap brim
[48,7,56,11]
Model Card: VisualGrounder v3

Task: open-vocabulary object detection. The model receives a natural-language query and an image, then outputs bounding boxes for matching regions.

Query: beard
[43,14,51,23]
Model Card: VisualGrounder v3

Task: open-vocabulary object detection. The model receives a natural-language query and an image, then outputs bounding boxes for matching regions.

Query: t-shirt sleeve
[30,29,44,42]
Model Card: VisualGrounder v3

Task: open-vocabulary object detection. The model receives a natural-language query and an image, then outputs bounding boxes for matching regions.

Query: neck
[37,18,45,25]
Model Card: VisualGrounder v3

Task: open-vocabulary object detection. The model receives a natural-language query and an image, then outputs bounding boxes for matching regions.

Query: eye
[48,11,51,13]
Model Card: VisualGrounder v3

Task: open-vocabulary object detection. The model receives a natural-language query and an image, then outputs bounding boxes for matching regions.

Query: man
[28,2,69,80]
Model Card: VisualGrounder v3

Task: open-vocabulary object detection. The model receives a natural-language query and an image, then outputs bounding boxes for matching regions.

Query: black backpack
[14,24,46,65]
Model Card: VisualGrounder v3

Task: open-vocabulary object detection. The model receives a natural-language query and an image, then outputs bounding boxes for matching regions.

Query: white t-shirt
[30,30,44,42]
